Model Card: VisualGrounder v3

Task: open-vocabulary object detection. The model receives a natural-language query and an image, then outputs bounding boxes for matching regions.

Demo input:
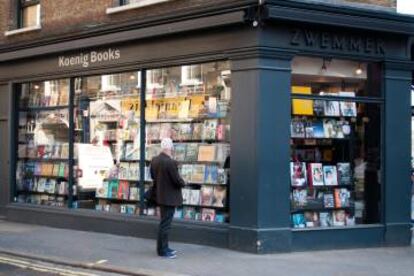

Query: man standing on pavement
[150,138,185,259]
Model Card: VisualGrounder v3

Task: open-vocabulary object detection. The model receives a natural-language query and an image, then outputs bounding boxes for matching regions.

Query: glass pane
[22,4,39,28]
[144,61,231,223]
[291,57,381,98]
[16,79,70,207]
[72,71,142,215]
[290,57,382,229]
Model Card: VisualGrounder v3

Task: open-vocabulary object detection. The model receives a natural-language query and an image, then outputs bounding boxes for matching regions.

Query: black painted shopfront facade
[0,1,412,253]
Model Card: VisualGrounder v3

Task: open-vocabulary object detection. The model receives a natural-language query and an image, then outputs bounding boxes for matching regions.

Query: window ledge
[106,0,170,14]
[4,25,42,37]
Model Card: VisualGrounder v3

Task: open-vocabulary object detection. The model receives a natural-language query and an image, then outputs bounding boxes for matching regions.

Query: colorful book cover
[323,193,335,208]
[204,165,218,184]
[319,212,333,227]
[174,143,187,162]
[200,186,214,206]
[201,208,216,222]
[191,164,205,183]
[183,207,196,220]
[174,208,183,219]
[291,119,306,138]
[214,214,225,223]
[323,100,340,116]
[118,181,130,199]
[184,143,198,162]
[180,164,193,182]
[290,162,307,187]
[292,213,306,228]
[189,189,200,205]
[333,210,346,226]
[108,180,119,198]
[217,168,228,185]
[197,145,216,162]
[308,163,324,186]
[178,100,190,119]
[337,163,352,185]
[182,188,192,205]
[212,186,226,208]
[96,181,109,198]
[323,165,338,186]
[291,189,308,208]
[304,211,320,228]
[291,86,314,115]
[129,187,139,201]
[192,123,203,140]
[313,100,324,116]
[159,123,172,140]
[178,123,193,140]
[202,119,218,140]
[207,96,218,118]
[334,188,351,208]
[339,91,357,117]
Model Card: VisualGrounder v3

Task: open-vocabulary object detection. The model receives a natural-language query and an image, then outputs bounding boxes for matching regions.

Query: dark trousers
[157,205,175,255]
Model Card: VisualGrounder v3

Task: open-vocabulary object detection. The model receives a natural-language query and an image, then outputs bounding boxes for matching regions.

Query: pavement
[0,220,413,276]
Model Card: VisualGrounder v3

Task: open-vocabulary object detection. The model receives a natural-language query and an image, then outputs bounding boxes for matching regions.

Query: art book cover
[201,208,216,222]
[337,163,352,185]
[217,168,228,185]
[197,145,216,162]
[174,208,183,219]
[108,180,119,198]
[202,119,218,140]
[339,91,357,117]
[291,189,308,208]
[174,143,187,162]
[291,86,313,115]
[334,188,351,208]
[183,207,196,220]
[118,181,130,200]
[323,119,341,138]
[178,123,193,140]
[159,123,172,140]
[180,164,193,182]
[185,143,198,162]
[292,213,306,228]
[189,189,200,205]
[323,101,340,116]
[304,211,320,228]
[313,100,325,116]
[346,213,355,226]
[319,212,333,227]
[204,165,218,184]
[333,210,346,226]
[290,119,305,138]
[146,124,161,142]
[305,121,315,138]
[212,186,226,208]
[192,123,203,140]
[200,186,214,206]
[207,96,218,118]
[215,143,230,163]
[323,165,338,186]
[308,163,324,186]
[323,192,335,208]
[215,213,225,223]
[170,123,180,140]
[191,164,206,183]
[182,188,192,205]
[216,124,229,141]
[129,187,139,201]
[96,181,109,198]
[290,162,307,187]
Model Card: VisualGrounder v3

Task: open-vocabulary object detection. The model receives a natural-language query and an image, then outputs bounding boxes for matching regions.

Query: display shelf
[96,197,139,204]
[17,190,68,197]
[19,105,69,112]
[148,139,227,144]
[24,175,68,179]
[18,158,69,162]
[291,206,354,213]
[292,114,357,120]
[182,203,227,209]
[146,117,227,124]
[291,184,355,189]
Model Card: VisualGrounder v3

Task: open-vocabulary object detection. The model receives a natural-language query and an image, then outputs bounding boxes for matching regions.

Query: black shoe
[158,251,177,259]
[167,248,177,255]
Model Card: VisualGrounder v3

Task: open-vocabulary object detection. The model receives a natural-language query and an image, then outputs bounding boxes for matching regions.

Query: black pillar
[229,50,293,253]
[383,62,412,246]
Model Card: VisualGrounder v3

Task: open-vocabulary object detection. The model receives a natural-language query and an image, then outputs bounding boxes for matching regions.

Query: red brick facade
[0,0,399,46]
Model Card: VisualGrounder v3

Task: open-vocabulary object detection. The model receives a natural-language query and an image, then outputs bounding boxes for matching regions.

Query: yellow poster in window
[292,86,314,115]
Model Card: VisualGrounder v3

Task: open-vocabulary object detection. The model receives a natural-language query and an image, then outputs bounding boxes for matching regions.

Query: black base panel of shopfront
[5,204,229,249]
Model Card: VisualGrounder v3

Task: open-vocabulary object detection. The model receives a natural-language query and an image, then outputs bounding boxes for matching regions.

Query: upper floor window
[107,0,171,14]
[19,0,40,28]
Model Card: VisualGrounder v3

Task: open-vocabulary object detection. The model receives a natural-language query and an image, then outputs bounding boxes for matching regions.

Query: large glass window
[290,57,382,228]
[14,61,231,224]
[16,79,70,207]
[144,62,231,223]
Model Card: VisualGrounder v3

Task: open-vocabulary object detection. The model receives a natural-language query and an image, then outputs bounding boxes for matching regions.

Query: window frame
[18,0,41,29]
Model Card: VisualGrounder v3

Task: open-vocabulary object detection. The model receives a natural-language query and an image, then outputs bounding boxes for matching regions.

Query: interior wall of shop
[0,83,10,216]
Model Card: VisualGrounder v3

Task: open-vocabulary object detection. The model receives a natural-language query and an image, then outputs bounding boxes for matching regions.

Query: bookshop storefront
[0,3,412,253]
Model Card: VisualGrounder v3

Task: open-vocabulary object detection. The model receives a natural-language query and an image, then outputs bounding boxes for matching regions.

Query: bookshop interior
[15,55,383,229]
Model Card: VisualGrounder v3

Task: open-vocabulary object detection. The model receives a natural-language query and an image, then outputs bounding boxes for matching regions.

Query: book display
[144,62,231,223]
[290,57,382,228]
[16,80,70,207]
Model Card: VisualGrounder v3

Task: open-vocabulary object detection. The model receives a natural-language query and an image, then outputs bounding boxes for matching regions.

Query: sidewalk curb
[0,249,188,276]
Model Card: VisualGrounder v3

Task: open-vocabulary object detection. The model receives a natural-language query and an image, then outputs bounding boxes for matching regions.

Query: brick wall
[0,0,237,46]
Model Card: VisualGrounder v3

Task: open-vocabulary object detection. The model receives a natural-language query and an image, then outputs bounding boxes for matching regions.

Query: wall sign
[290,29,385,55]
[58,48,121,68]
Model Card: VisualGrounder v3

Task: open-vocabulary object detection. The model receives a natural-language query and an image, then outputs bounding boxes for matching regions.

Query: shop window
[144,62,231,222]
[19,0,40,29]
[16,79,70,207]
[290,56,382,229]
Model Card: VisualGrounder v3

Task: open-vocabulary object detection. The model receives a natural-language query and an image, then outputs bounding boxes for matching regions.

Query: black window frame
[17,0,40,29]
